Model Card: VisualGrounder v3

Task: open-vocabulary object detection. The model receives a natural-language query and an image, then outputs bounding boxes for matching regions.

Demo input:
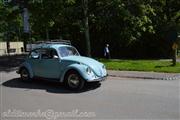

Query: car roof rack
[35,39,71,45]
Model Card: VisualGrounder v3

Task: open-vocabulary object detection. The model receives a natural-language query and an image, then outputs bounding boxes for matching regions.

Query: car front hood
[62,56,104,77]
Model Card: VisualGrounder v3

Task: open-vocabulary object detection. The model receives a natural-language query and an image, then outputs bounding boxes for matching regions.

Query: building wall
[0,42,7,56]
[9,42,24,54]
[0,42,24,56]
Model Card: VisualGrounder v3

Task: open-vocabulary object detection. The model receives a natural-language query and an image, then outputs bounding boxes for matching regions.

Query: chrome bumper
[89,75,108,82]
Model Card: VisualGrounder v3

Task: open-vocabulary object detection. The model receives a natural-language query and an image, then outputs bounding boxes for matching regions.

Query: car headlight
[86,67,92,74]
[102,65,106,69]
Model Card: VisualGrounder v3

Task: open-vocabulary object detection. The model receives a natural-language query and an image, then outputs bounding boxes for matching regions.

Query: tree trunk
[46,28,49,41]
[84,14,91,57]
[172,49,176,66]
[82,0,91,57]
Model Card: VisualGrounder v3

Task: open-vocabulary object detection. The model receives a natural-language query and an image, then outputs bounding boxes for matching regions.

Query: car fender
[20,62,34,78]
[59,63,89,82]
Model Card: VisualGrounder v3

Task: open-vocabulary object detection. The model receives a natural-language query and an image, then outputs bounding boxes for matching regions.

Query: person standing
[104,44,111,59]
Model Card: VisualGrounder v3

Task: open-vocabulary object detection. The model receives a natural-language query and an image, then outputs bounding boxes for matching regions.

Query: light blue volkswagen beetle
[17,42,107,90]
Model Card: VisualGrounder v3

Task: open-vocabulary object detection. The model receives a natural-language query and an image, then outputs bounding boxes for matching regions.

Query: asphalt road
[0,71,179,120]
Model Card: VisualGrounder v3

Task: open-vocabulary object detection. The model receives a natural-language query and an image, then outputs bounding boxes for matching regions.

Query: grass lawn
[99,59,180,73]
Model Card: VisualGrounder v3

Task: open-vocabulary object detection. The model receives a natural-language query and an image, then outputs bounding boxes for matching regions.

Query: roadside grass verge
[99,59,180,73]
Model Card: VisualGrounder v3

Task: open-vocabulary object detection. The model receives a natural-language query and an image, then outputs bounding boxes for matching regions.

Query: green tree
[0,1,22,41]
[1,0,179,58]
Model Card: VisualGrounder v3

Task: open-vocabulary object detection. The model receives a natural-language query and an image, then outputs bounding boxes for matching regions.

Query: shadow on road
[2,78,101,94]
[0,55,26,72]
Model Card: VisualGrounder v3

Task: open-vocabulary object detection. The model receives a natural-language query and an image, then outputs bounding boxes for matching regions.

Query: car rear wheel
[20,68,31,82]
[65,70,85,90]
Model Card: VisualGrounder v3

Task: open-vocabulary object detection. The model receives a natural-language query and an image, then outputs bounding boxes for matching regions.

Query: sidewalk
[108,70,180,80]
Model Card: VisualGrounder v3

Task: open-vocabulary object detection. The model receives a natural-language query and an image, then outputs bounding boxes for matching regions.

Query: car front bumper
[87,75,108,82]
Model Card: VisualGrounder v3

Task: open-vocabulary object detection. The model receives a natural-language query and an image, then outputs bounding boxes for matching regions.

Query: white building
[0,42,24,56]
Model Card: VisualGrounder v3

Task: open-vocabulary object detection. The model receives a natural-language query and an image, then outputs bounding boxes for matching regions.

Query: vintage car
[17,42,107,90]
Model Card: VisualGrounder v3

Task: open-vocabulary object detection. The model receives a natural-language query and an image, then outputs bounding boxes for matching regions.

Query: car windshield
[58,46,79,57]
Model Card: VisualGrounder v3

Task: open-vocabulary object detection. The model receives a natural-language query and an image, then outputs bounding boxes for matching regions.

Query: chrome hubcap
[68,74,80,88]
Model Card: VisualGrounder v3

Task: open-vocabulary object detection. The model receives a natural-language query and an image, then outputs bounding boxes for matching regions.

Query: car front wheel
[65,70,85,90]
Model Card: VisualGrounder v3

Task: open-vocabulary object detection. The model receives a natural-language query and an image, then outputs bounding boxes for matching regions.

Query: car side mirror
[31,52,39,59]
[32,55,39,59]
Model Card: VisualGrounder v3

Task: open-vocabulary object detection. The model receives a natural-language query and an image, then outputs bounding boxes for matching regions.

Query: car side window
[41,49,59,59]
[50,49,59,59]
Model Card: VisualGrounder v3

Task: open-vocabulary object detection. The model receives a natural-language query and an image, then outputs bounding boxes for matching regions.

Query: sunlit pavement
[0,71,179,120]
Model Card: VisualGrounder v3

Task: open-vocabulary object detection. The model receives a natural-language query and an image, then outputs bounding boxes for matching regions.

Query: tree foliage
[0,0,179,58]
[0,1,22,41]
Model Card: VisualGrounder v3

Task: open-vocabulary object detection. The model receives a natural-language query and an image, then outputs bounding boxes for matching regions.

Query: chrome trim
[89,75,107,82]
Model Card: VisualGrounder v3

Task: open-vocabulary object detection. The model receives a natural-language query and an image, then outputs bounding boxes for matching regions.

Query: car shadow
[2,78,101,94]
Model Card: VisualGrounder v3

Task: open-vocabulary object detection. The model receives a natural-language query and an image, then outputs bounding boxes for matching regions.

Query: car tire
[20,68,31,82]
[64,70,85,90]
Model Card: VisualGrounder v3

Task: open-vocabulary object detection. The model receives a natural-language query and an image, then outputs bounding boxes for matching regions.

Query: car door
[28,49,42,76]
[38,48,62,79]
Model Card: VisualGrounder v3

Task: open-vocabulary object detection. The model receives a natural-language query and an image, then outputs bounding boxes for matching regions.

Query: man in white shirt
[104,44,111,59]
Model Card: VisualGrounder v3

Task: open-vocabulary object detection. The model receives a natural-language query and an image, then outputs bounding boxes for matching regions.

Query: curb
[108,74,180,80]
[108,70,180,80]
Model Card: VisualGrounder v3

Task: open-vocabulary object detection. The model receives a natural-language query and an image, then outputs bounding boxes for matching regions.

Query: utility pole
[19,0,30,51]
[22,6,30,34]
[9,0,30,34]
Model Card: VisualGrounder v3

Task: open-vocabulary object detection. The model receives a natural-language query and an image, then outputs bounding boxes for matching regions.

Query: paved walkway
[108,70,180,80]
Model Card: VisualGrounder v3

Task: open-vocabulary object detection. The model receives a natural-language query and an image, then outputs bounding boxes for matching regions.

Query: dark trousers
[105,52,111,59]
